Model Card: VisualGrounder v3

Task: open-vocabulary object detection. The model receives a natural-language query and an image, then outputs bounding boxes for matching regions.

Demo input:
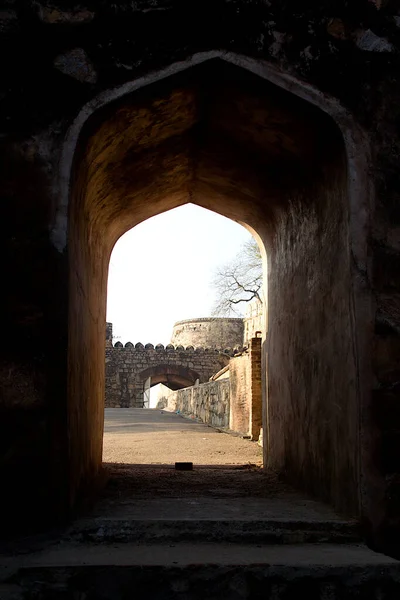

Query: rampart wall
[104,318,262,410]
[105,340,232,407]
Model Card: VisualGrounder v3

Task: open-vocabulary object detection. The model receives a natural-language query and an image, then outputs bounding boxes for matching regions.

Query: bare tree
[212,238,263,317]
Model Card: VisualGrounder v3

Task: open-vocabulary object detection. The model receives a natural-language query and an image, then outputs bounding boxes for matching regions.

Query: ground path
[103,408,263,466]
[100,408,352,525]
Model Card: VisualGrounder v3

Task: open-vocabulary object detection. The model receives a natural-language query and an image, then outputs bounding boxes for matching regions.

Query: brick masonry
[160,338,262,440]
[104,316,258,407]
[105,323,232,407]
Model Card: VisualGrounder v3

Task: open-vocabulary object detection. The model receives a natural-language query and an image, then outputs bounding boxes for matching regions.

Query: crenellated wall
[105,323,113,348]
[105,323,232,407]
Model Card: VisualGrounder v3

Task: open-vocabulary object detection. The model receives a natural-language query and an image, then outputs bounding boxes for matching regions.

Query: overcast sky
[106,204,253,346]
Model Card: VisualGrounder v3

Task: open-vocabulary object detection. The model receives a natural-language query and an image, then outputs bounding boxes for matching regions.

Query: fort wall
[158,379,231,429]
[104,311,262,409]
[243,301,264,345]
[105,323,232,407]
[170,318,244,349]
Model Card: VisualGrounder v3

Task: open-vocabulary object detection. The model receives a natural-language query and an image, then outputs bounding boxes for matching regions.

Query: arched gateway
[5,10,399,551]
[66,56,369,523]
[105,337,230,407]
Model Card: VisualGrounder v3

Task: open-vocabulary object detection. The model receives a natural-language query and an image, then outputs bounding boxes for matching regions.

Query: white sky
[106,204,253,345]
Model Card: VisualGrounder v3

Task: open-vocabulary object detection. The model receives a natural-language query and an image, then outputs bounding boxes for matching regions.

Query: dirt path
[102,408,263,466]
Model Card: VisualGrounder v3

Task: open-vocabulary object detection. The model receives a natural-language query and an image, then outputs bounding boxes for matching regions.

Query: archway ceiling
[149,374,195,390]
[75,60,337,245]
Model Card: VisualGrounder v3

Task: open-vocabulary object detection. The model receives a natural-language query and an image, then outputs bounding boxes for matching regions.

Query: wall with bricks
[249,337,262,440]
[228,338,262,439]
[105,323,231,407]
[105,323,113,348]
[228,354,250,436]
[161,338,262,439]
[243,301,264,346]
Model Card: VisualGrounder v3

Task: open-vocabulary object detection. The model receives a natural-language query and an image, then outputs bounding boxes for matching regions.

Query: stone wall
[171,318,244,350]
[105,339,230,407]
[267,155,359,516]
[250,338,262,441]
[227,354,249,435]
[158,379,230,429]
[162,338,262,439]
[105,323,113,348]
[1,0,400,552]
[228,338,262,439]
[243,301,264,346]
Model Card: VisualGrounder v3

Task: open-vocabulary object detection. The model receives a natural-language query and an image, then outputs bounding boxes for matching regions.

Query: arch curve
[139,364,200,391]
[54,50,371,262]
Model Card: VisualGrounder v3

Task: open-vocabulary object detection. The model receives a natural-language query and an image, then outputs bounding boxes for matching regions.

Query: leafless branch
[211,238,263,317]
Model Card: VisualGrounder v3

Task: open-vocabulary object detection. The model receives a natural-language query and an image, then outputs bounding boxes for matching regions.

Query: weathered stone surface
[326,18,350,41]
[36,4,95,24]
[0,362,45,408]
[369,0,390,8]
[0,0,399,556]
[105,330,230,408]
[53,48,97,83]
[243,301,263,346]
[161,379,231,428]
[0,9,17,32]
[161,338,262,438]
[373,335,400,384]
[372,388,400,432]
[171,318,244,349]
[4,543,400,600]
[355,29,394,52]
[376,296,400,335]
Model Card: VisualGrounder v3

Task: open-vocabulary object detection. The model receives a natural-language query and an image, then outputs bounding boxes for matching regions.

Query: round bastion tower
[170,318,244,349]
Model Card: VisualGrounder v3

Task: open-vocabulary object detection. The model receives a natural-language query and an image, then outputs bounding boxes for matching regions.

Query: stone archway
[65,54,371,522]
[105,339,230,407]
[135,364,201,407]
[139,364,200,391]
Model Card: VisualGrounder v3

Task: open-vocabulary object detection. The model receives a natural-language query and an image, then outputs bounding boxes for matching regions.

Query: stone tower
[170,317,244,349]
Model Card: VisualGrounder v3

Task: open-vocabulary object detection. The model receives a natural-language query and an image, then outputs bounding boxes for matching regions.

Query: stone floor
[99,408,356,538]
[93,409,359,545]
[2,408,400,598]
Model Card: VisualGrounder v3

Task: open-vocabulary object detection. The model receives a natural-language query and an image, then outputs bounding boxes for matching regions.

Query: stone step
[0,584,22,600]
[3,543,400,599]
[70,495,360,545]
[68,517,360,545]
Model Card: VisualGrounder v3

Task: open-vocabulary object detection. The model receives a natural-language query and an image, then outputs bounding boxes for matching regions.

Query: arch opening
[139,365,201,398]
[68,57,365,516]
